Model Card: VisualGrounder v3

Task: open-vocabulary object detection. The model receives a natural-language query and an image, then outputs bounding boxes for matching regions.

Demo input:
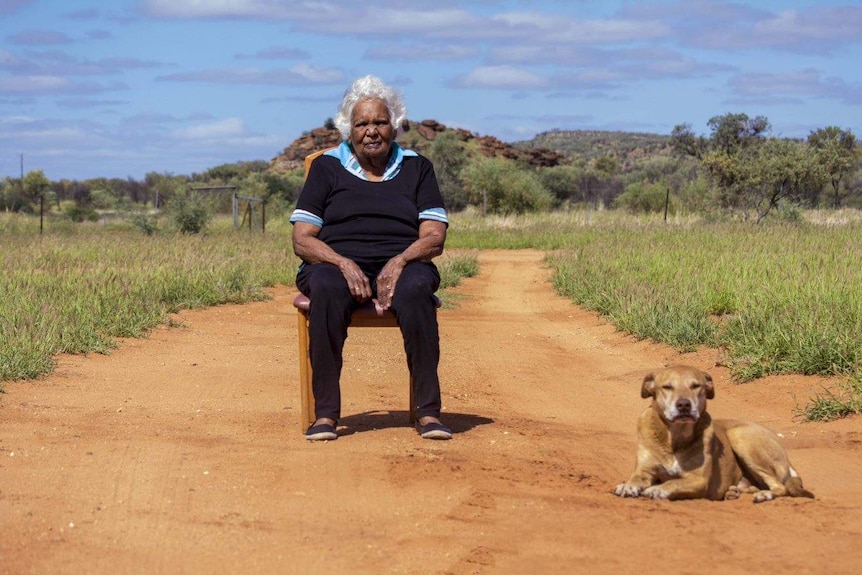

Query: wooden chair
[293,294,441,427]
[292,148,442,426]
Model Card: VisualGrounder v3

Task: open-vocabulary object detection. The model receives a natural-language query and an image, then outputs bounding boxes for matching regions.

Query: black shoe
[305,422,337,441]
[416,421,452,440]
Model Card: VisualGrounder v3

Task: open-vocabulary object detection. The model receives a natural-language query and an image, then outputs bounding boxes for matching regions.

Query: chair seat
[293,293,392,321]
[292,293,441,325]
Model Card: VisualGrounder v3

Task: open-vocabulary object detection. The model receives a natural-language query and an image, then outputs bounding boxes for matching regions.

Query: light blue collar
[325,141,417,181]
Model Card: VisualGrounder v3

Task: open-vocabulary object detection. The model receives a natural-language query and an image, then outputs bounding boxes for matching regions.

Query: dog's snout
[676,398,692,414]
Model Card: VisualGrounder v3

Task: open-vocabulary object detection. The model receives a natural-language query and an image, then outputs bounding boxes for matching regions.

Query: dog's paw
[641,485,670,500]
[613,483,642,498]
[752,490,776,503]
[724,486,742,500]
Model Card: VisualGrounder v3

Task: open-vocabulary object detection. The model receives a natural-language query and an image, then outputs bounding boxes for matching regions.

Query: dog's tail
[785,469,815,499]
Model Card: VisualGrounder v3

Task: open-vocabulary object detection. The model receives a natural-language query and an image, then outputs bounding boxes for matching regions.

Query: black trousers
[295,261,442,421]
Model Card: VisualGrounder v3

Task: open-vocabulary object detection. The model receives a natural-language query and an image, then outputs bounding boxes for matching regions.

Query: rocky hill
[517,129,673,171]
[269,119,566,174]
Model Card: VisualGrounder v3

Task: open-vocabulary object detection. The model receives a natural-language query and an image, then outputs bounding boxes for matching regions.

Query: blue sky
[1,0,860,181]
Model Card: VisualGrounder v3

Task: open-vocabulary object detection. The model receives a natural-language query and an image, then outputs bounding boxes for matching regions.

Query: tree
[427,132,468,211]
[670,123,708,159]
[90,187,117,210]
[22,170,50,203]
[145,172,186,209]
[626,155,684,185]
[461,156,553,214]
[614,181,672,214]
[590,155,623,208]
[593,154,619,177]
[706,113,770,154]
[0,176,29,212]
[807,126,858,208]
[54,179,90,206]
[708,138,821,222]
[538,164,582,206]
[578,169,601,208]
[670,115,770,215]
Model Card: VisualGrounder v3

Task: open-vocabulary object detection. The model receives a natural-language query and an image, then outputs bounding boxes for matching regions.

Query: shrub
[64,203,99,222]
[129,212,159,235]
[614,181,671,214]
[167,190,211,234]
[462,157,553,214]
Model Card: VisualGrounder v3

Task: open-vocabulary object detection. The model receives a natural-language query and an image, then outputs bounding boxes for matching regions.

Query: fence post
[664,187,670,222]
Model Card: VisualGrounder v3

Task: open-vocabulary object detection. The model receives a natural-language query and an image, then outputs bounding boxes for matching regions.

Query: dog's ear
[641,373,656,399]
[704,372,715,399]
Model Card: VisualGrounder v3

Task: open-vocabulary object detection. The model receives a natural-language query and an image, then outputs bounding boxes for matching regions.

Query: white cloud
[296,6,484,37]
[0,75,69,93]
[489,44,599,66]
[729,69,862,105]
[173,117,248,140]
[234,46,310,60]
[7,29,74,45]
[756,8,862,42]
[157,64,344,85]
[655,2,862,53]
[0,115,92,144]
[493,12,669,44]
[141,0,283,18]
[365,43,479,62]
[453,65,549,89]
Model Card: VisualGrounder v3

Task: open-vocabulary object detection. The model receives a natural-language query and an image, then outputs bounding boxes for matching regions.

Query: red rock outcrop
[268,119,564,173]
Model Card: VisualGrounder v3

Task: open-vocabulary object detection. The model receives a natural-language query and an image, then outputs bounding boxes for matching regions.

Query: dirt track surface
[3,249,862,574]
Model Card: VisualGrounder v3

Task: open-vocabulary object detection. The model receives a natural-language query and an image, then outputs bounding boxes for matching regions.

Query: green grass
[446,208,862,421]
[0,225,299,382]
[800,375,862,421]
[0,214,478,386]
[542,221,862,383]
[438,251,480,290]
[4,208,862,421]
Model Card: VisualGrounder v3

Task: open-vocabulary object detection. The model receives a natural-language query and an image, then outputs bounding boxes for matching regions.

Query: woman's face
[350,98,394,164]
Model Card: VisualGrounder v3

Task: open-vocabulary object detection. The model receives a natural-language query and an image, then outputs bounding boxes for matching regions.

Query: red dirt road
[2,249,861,574]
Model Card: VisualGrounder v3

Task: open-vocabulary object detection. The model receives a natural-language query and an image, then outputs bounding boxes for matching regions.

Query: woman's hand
[339,259,372,302]
[293,222,371,302]
[374,255,406,310]
[374,221,446,311]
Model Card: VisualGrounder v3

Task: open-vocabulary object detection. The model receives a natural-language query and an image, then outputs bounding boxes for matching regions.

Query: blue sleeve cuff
[289,209,323,228]
[419,207,448,226]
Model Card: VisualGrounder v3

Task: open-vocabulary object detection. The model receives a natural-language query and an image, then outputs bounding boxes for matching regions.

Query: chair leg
[297,310,315,427]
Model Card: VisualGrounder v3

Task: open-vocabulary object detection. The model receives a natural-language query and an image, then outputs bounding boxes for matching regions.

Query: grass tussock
[800,376,862,422]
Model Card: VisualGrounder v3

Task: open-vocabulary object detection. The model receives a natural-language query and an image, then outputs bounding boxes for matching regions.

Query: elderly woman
[290,75,451,441]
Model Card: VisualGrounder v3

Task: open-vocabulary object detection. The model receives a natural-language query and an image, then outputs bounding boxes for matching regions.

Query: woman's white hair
[334,75,407,141]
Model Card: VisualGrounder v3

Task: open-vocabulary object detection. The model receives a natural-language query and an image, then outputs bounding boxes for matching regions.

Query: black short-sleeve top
[290,142,448,268]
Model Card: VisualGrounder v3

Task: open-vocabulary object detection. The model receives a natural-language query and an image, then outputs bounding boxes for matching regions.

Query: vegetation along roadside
[3,210,861,421]
[2,114,860,420]
[451,210,862,422]
[0,216,477,388]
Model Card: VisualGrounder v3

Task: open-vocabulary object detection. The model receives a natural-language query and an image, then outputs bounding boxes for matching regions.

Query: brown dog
[614,365,814,502]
